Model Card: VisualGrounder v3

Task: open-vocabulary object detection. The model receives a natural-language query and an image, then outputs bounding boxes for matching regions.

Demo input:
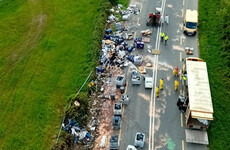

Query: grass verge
[0,0,110,149]
[198,0,230,149]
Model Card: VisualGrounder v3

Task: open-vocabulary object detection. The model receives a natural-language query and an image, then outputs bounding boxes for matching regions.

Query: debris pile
[62,119,91,145]
[91,3,147,149]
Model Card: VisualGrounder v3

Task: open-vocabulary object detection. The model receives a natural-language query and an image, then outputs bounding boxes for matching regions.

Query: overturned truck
[179,57,213,145]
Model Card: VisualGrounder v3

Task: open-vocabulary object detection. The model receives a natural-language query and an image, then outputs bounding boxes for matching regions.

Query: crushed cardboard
[152,49,160,55]
[138,66,146,74]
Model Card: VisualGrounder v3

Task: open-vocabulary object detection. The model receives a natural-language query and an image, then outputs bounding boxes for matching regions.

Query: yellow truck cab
[184,9,198,36]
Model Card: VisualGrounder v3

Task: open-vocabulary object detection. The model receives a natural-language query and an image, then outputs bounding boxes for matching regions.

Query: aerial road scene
[0,0,229,150]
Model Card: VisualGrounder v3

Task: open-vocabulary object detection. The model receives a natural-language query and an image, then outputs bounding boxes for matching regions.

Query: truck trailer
[180,57,213,145]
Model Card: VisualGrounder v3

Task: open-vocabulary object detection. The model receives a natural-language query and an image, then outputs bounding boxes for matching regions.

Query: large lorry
[179,57,213,145]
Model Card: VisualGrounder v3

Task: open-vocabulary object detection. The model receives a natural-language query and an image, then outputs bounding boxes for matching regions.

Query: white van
[184,9,198,35]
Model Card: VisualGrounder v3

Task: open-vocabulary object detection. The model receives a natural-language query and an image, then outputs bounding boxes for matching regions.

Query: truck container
[180,57,213,145]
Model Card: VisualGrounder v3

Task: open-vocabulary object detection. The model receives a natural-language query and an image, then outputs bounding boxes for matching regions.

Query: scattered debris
[185,47,194,55]
[141,29,152,36]
[122,14,131,21]
[92,3,145,149]
[74,101,80,107]
[128,55,143,65]
[146,63,152,67]
[142,37,150,43]
[62,119,91,145]
[152,49,160,55]
[100,135,107,147]
[138,66,146,74]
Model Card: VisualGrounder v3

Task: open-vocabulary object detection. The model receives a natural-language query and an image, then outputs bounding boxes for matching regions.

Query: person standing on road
[160,15,164,26]
[160,79,164,90]
[165,15,169,24]
[156,86,159,97]
[164,34,168,45]
[182,75,187,81]
[175,80,179,91]
[173,67,179,77]
[160,32,165,42]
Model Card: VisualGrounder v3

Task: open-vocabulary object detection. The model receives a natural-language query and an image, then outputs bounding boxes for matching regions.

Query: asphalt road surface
[118,0,209,149]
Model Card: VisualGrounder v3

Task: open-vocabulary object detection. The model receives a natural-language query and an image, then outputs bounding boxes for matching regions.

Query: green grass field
[199,0,230,149]
[0,0,104,149]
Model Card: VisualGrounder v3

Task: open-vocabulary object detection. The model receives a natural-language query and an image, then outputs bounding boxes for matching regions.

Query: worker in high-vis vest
[160,79,164,90]
[183,75,187,81]
[160,32,165,42]
[175,80,179,91]
[173,67,179,77]
[156,86,159,97]
[164,35,169,45]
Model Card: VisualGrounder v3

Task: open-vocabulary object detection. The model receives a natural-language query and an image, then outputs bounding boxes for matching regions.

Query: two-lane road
[118,0,208,149]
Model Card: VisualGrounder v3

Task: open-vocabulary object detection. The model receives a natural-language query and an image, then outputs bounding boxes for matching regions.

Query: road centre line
[181,9,184,17]
[180,37,183,45]
[151,55,159,150]
[180,52,182,61]
[149,55,156,150]
[183,0,185,6]
[150,0,167,149]
[140,5,143,12]
[182,140,185,150]
[181,113,183,127]
[137,17,140,25]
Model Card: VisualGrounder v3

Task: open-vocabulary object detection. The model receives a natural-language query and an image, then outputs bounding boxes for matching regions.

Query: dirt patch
[93,67,123,149]
[138,93,151,101]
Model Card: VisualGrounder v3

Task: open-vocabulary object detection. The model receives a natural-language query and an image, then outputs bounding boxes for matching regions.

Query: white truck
[180,57,213,145]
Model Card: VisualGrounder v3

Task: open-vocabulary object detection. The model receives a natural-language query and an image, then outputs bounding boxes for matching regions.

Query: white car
[144,76,153,89]
[126,145,137,150]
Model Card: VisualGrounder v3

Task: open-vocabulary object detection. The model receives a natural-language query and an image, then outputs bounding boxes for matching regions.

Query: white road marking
[149,0,167,149]
[149,55,156,150]
[181,113,183,127]
[140,5,143,12]
[151,55,159,150]
[137,17,140,25]
[180,37,183,45]
[180,52,182,61]
[182,9,184,17]
[182,140,185,150]
[183,0,185,6]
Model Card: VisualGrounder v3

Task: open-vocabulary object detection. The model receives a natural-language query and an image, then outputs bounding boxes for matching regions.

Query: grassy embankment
[0,0,109,149]
[198,0,230,149]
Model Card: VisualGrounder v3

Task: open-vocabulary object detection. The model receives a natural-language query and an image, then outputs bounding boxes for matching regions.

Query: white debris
[100,136,106,147]
[129,4,137,8]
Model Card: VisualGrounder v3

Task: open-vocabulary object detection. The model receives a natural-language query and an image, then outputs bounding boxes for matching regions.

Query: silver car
[134,132,145,148]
